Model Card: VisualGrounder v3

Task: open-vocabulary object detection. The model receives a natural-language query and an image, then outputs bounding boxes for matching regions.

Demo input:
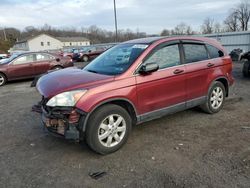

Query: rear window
[183,44,209,63]
[206,44,224,58]
[35,53,54,61]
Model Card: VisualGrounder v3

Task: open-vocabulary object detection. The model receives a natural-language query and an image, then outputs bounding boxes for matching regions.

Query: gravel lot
[0,62,249,188]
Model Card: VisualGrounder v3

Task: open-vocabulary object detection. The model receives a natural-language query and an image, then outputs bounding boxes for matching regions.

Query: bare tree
[234,0,250,31]
[201,17,214,34]
[171,22,194,35]
[160,29,170,36]
[214,22,222,33]
[186,25,195,35]
[224,11,239,31]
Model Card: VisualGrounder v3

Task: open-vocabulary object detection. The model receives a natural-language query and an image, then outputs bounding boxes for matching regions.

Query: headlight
[46,90,87,107]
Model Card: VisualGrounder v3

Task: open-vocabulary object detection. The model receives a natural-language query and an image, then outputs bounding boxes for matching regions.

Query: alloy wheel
[0,75,5,86]
[83,56,89,62]
[210,86,224,109]
[98,114,126,148]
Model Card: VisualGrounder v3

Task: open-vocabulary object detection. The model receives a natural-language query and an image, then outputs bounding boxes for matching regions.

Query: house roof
[15,33,61,44]
[57,37,90,42]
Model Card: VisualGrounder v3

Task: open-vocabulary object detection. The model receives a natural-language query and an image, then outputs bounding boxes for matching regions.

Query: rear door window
[183,44,209,63]
[206,44,224,58]
[35,53,54,61]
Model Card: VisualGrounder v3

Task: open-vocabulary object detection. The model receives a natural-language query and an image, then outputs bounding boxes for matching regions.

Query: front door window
[143,44,181,69]
[13,55,34,65]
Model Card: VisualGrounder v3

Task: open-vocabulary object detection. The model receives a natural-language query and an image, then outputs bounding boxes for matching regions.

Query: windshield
[84,43,148,75]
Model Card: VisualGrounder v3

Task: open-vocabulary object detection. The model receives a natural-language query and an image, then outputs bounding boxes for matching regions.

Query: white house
[13,34,63,51]
[12,34,90,52]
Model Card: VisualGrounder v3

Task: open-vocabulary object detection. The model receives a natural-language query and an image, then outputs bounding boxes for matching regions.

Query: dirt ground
[0,62,249,188]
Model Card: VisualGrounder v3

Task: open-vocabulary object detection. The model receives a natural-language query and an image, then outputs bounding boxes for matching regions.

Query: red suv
[0,52,73,86]
[35,37,234,154]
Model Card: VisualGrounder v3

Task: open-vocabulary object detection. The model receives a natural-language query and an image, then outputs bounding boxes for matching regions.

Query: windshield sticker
[132,44,148,49]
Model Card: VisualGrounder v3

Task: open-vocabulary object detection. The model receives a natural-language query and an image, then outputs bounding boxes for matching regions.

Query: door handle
[207,63,214,67]
[173,69,184,74]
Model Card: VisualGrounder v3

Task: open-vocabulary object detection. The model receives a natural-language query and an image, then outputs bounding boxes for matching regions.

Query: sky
[0,0,242,34]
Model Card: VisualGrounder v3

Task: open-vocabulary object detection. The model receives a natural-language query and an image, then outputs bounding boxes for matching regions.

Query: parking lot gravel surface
[0,62,249,188]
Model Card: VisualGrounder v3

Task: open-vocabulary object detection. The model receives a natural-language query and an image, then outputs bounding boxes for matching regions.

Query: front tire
[85,104,132,155]
[200,81,226,114]
[0,73,7,86]
[242,60,250,77]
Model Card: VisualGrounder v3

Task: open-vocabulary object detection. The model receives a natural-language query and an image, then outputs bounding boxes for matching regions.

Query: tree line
[0,25,147,53]
[0,0,249,53]
[161,0,250,36]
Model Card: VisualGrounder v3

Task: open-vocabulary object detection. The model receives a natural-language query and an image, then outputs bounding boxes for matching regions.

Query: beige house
[57,37,90,47]
[12,34,90,52]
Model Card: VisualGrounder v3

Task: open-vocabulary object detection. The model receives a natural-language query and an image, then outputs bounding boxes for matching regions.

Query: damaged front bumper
[32,99,86,141]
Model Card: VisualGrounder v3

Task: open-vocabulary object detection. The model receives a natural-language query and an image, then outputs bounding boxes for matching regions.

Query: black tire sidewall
[0,73,6,86]
[85,104,132,155]
[207,82,226,113]
[243,61,250,77]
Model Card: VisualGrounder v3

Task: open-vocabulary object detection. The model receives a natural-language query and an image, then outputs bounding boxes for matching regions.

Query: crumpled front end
[32,97,86,141]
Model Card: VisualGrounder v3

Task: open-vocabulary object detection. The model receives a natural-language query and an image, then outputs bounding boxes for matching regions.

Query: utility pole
[3,28,7,41]
[113,0,118,42]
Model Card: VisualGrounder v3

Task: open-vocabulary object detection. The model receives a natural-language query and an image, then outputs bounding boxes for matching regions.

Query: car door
[136,41,186,121]
[8,54,35,79]
[181,41,212,107]
[33,53,54,75]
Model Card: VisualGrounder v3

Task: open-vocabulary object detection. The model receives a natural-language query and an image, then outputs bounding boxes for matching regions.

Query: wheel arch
[81,98,138,132]
[211,76,229,97]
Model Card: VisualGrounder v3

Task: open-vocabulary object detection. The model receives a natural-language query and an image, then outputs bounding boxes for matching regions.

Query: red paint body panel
[135,65,186,114]
[36,36,234,118]
[8,63,34,79]
[37,68,114,98]
[76,76,137,113]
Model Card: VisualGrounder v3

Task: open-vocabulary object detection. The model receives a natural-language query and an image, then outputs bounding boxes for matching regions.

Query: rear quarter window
[183,44,209,63]
[206,44,224,59]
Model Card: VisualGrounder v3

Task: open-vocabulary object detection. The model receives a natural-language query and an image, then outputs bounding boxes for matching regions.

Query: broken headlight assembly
[46,90,87,107]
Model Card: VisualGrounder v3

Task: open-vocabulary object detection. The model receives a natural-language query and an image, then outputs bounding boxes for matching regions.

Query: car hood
[37,67,114,98]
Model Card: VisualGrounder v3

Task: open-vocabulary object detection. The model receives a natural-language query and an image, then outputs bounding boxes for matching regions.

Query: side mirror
[218,50,224,57]
[139,63,159,74]
[88,50,92,53]
[56,58,60,62]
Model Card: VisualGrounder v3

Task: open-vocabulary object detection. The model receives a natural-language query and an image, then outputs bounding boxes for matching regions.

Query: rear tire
[82,55,89,62]
[0,73,7,86]
[200,81,226,114]
[52,66,63,71]
[242,60,250,77]
[85,104,132,155]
